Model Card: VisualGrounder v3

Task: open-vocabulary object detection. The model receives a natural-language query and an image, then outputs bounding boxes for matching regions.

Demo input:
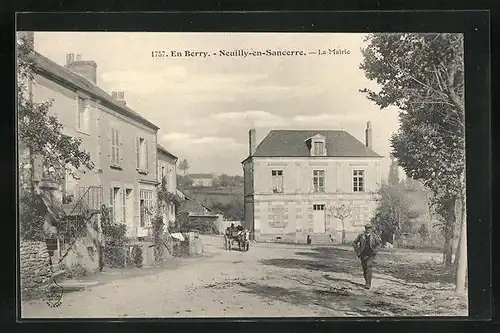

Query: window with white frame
[313,141,325,156]
[109,187,122,223]
[122,189,127,224]
[313,170,325,192]
[271,170,283,193]
[139,189,154,227]
[110,128,121,167]
[353,170,365,192]
[136,137,148,171]
[76,96,90,132]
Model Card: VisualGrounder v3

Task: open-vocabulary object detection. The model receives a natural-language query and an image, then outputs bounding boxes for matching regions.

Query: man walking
[353,224,382,289]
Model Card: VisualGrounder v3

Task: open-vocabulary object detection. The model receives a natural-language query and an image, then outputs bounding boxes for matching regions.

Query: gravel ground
[21,235,468,318]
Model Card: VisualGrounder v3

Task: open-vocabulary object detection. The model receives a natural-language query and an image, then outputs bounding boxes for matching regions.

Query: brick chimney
[112,91,126,107]
[249,129,256,156]
[65,53,97,85]
[365,121,373,149]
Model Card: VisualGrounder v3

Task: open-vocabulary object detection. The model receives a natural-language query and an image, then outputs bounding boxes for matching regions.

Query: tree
[177,174,193,189]
[217,174,233,187]
[329,203,353,244]
[17,34,94,240]
[178,159,189,176]
[371,181,422,244]
[388,155,400,186]
[360,33,466,292]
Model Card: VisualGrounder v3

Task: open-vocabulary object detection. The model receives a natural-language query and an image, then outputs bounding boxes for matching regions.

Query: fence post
[124,246,128,268]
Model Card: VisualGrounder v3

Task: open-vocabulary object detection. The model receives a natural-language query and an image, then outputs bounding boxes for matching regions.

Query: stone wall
[20,240,52,299]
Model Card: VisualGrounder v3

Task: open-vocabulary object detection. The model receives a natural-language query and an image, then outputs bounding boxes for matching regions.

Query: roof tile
[252,130,382,158]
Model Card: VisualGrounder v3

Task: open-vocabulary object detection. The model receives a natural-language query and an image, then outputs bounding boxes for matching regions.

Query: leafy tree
[178,159,189,176]
[371,182,422,244]
[328,203,353,244]
[217,174,233,187]
[360,33,466,292]
[418,224,429,241]
[177,174,193,189]
[388,155,400,186]
[17,35,94,241]
[17,35,94,186]
[209,199,244,221]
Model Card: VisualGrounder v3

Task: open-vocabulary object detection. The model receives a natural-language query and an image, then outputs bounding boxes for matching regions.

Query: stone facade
[20,240,52,299]
[32,53,159,240]
[243,129,383,244]
[157,145,178,228]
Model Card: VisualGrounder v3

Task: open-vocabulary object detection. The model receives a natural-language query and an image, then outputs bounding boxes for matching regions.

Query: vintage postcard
[17,31,468,318]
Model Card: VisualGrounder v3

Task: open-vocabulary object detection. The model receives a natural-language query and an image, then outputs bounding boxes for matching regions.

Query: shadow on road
[261,247,454,285]
[236,282,353,314]
[323,275,365,288]
[236,281,410,316]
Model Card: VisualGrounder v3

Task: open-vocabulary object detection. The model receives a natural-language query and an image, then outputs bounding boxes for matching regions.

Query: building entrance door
[313,204,326,233]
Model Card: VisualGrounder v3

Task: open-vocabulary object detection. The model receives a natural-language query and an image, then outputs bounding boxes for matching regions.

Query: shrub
[19,189,47,241]
[64,263,91,278]
[397,228,445,251]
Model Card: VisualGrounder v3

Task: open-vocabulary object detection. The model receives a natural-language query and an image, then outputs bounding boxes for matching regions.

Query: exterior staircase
[309,233,334,245]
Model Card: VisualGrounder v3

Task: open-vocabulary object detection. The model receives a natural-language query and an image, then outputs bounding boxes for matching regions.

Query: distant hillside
[180,184,244,221]
[178,174,243,189]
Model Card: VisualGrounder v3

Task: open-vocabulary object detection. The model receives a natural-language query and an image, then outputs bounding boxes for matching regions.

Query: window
[313,204,325,211]
[314,141,325,156]
[139,189,154,227]
[122,188,127,224]
[353,170,365,192]
[77,96,90,132]
[271,170,283,193]
[313,170,325,192]
[136,137,148,171]
[110,128,121,167]
[109,187,121,222]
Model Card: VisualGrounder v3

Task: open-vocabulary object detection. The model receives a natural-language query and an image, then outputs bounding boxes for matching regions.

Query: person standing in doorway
[353,224,382,289]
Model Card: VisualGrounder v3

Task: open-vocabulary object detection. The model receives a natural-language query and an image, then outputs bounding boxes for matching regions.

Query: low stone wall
[20,240,52,299]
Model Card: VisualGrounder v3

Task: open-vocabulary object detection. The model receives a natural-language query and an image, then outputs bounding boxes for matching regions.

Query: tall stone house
[25,48,161,270]
[242,123,384,244]
[157,144,179,228]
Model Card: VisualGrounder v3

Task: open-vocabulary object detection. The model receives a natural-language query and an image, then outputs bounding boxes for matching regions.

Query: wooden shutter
[145,140,149,170]
[114,129,120,165]
[111,128,116,165]
[136,137,140,169]
[109,187,114,222]
[119,130,123,165]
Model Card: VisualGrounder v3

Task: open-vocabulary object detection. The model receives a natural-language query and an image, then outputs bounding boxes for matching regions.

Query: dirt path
[21,236,467,318]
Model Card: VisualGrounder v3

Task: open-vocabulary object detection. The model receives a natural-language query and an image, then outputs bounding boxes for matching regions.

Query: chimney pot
[249,129,256,156]
[365,121,373,149]
[112,91,126,106]
[65,58,97,85]
[66,53,75,65]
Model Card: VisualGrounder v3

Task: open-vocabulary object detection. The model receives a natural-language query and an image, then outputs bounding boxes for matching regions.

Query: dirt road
[21,235,467,318]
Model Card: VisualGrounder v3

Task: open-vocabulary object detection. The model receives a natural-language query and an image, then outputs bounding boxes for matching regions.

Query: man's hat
[364,223,373,229]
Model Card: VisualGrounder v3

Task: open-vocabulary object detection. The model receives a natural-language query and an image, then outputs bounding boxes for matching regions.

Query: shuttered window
[136,137,148,171]
[110,128,122,167]
[139,189,154,227]
[109,187,114,222]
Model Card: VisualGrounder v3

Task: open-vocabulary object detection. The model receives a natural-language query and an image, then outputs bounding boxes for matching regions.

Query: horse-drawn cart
[224,229,250,251]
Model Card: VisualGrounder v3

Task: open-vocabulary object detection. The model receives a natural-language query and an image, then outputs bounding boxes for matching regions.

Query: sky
[34,32,401,177]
